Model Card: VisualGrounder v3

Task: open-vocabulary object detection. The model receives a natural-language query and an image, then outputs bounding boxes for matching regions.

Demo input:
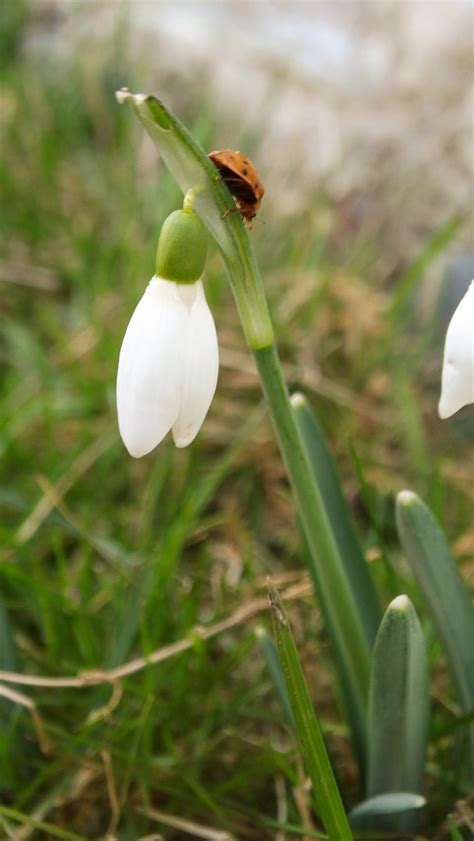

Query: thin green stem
[254,344,371,727]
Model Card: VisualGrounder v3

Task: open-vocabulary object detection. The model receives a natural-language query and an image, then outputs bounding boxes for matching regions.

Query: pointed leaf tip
[390,594,410,612]
[397,489,416,508]
[289,391,306,409]
[115,88,146,106]
[268,587,288,627]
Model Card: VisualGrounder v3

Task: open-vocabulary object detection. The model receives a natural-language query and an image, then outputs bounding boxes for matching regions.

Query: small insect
[208,149,264,225]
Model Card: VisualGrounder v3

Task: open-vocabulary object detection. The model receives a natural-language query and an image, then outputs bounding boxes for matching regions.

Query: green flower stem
[270,588,354,841]
[254,344,371,721]
[223,237,274,350]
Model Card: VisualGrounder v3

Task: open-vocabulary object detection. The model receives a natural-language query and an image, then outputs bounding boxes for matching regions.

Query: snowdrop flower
[438,281,474,419]
[117,201,218,457]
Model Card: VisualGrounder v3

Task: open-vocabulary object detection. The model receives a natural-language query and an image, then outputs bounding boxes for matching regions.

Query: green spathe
[155,208,207,283]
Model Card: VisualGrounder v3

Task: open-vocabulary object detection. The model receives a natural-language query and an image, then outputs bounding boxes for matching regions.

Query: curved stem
[253,344,371,734]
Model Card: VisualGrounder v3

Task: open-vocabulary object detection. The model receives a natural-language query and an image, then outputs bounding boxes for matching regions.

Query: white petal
[172,280,219,447]
[438,281,474,419]
[116,277,188,457]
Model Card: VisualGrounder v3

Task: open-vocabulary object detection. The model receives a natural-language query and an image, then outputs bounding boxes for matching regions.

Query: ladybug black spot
[242,167,248,176]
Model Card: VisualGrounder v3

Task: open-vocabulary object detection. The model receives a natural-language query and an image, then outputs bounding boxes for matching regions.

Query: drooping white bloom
[438,281,474,419]
[117,276,218,456]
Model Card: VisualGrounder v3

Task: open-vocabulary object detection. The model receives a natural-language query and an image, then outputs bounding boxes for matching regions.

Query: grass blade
[367,596,429,801]
[269,587,354,841]
[255,626,295,730]
[0,805,86,840]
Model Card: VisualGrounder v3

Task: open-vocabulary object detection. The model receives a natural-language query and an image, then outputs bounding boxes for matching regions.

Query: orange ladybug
[208,149,264,225]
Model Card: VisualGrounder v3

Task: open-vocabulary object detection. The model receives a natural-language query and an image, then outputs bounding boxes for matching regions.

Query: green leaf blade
[291,392,380,771]
[367,595,429,798]
[255,626,295,731]
[396,490,474,713]
[291,392,380,647]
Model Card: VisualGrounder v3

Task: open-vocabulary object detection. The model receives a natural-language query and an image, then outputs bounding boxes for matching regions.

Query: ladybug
[208,149,264,225]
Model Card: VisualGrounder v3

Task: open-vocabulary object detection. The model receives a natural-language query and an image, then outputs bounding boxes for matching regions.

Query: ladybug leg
[222,207,239,221]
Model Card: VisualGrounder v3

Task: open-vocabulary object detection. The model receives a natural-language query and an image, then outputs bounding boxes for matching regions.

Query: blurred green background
[0,1,473,838]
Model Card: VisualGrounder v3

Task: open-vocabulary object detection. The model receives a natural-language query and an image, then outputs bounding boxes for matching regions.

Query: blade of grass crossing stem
[367,596,429,801]
[291,393,380,646]
[269,587,354,841]
[396,490,474,778]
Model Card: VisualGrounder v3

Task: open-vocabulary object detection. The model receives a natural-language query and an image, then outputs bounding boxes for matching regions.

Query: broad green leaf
[269,587,354,841]
[291,393,379,772]
[396,490,474,713]
[396,490,474,780]
[291,393,380,646]
[367,596,429,799]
